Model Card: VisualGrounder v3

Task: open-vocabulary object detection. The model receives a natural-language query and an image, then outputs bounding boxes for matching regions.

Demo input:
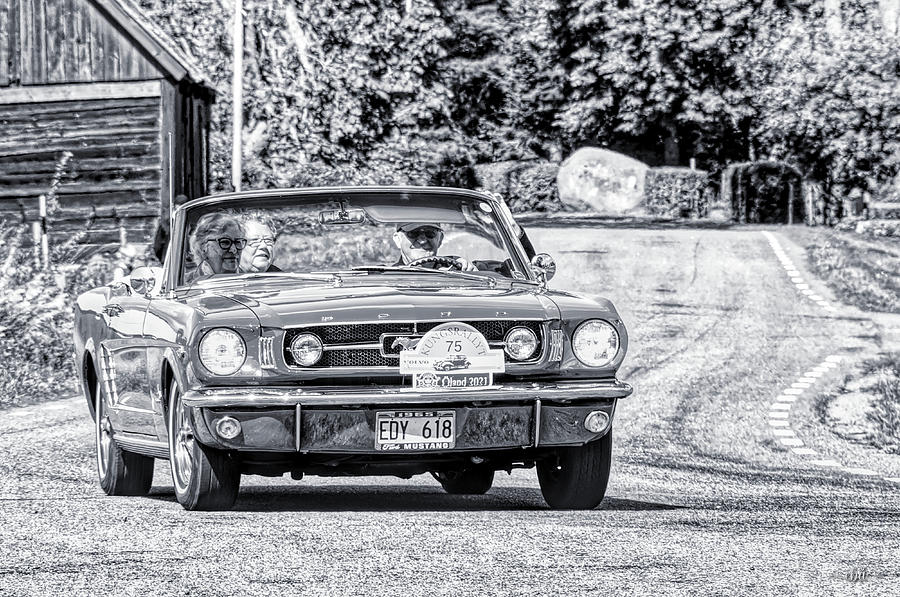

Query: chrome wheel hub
[95,391,111,478]
[171,394,194,492]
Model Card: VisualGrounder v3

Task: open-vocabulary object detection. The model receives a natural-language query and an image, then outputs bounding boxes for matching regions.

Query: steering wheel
[407,255,465,271]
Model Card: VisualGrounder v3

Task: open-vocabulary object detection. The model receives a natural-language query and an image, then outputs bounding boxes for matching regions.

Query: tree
[558,0,766,168]
[748,0,900,193]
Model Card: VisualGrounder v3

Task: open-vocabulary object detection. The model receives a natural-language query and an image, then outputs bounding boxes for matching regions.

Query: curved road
[1,226,898,595]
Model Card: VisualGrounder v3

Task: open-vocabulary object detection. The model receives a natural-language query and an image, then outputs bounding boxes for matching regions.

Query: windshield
[175,190,529,286]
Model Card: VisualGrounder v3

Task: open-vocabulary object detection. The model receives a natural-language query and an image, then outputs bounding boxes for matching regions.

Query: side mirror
[530,253,556,283]
[129,266,162,297]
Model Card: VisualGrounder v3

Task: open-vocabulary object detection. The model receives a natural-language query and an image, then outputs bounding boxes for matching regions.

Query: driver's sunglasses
[404,227,443,241]
[206,237,247,250]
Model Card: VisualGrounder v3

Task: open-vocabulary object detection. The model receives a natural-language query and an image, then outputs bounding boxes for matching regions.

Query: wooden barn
[0,0,215,246]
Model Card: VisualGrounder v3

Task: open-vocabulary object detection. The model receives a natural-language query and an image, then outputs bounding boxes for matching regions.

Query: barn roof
[92,0,216,93]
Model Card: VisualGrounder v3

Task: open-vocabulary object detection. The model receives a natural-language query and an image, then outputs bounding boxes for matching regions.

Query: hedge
[644,167,709,217]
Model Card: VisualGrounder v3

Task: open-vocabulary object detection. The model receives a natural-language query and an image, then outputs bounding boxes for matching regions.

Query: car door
[99,269,156,436]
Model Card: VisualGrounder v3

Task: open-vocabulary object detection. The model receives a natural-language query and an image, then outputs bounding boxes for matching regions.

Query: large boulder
[557,147,648,213]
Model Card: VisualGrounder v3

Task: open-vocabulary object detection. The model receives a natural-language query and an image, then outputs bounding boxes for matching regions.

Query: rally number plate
[375,411,456,451]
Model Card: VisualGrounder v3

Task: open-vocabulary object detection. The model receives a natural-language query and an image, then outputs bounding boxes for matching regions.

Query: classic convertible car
[74,187,632,510]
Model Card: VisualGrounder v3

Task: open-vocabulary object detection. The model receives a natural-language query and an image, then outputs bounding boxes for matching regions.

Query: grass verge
[783,226,900,314]
[866,353,900,454]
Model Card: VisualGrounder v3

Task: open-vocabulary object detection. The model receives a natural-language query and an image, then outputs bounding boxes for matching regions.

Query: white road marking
[811,459,842,467]
[843,467,879,476]
[763,236,895,485]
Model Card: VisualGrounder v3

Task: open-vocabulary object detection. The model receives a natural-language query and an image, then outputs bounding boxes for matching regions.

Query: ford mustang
[73,187,632,510]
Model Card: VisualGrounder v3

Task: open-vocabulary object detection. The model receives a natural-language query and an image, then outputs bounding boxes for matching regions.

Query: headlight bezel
[290,332,324,367]
[198,327,247,376]
[572,319,620,368]
[504,326,539,361]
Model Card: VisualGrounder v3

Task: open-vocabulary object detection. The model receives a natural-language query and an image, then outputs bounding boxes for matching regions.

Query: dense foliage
[644,167,709,217]
[136,0,899,201]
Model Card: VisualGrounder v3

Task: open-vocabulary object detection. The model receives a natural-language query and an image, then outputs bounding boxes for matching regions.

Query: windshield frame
[167,186,535,290]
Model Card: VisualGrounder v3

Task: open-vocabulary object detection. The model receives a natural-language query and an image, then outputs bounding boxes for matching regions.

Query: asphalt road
[2,226,898,596]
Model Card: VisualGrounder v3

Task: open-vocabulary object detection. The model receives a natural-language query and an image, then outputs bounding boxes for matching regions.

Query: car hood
[185,278,562,328]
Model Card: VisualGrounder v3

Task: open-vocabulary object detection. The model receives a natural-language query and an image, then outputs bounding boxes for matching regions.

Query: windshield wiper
[350,266,497,288]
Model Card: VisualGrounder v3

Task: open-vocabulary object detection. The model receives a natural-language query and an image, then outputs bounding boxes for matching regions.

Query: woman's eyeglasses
[206,237,247,250]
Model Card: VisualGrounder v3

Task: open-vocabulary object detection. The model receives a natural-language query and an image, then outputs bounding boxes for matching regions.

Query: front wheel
[95,379,154,496]
[537,429,612,510]
[168,379,240,511]
[432,468,494,495]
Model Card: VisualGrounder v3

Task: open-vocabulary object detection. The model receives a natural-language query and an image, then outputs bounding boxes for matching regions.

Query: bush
[0,223,119,408]
[475,159,564,213]
[644,167,708,217]
[864,353,900,454]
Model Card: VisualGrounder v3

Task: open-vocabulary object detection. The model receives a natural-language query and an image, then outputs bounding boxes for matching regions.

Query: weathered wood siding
[160,80,211,213]
[0,95,161,244]
[0,0,162,87]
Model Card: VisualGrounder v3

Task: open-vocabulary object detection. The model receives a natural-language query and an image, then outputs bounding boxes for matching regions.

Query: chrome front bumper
[186,379,632,454]
[183,379,632,408]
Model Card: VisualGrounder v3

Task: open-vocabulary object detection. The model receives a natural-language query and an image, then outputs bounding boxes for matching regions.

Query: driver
[391,223,476,271]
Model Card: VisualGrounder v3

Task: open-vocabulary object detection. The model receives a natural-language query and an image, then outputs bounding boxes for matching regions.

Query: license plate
[375,411,456,451]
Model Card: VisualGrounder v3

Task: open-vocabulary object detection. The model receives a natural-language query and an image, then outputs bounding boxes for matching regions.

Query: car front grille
[283,320,544,369]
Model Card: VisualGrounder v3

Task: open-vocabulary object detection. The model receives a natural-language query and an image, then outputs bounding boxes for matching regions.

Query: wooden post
[31,222,41,268]
[787,183,794,225]
[38,194,49,269]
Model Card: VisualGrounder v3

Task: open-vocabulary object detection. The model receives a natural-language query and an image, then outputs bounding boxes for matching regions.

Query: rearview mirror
[319,208,367,225]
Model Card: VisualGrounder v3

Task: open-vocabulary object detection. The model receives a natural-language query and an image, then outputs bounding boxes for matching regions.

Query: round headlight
[199,328,246,375]
[572,320,620,367]
[290,333,323,367]
[504,326,538,361]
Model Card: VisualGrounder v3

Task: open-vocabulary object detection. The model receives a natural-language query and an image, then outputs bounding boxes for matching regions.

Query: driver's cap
[397,222,443,233]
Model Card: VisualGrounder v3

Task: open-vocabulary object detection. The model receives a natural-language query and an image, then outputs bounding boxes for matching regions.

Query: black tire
[537,429,612,510]
[433,468,494,495]
[168,379,240,511]
[95,379,154,496]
